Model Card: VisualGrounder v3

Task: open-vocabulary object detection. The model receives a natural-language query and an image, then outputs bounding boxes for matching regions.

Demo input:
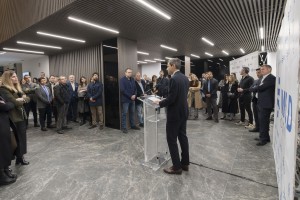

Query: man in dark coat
[67,75,79,122]
[203,71,219,122]
[54,76,71,134]
[0,96,17,185]
[154,58,190,175]
[87,72,104,130]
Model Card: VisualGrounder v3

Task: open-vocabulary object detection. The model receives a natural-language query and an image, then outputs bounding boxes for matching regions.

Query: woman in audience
[77,76,90,126]
[149,75,158,95]
[187,74,203,119]
[0,71,30,165]
[0,93,17,186]
[221,74,239,120]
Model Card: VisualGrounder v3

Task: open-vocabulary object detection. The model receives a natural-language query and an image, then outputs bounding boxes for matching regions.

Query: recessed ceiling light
[103,45,118,49]
[137,51,149,55]
[37,31,85,43]
[136,0,171,20]
[190,54,200,58]
[3,48,44,54]
[144,59,156,63]
[232,57,235,60]
[205,52,213,57]
[260,27,264,39]
[160,44,177,52]
[222,50,229,55]
[219,58,223,61]
[165,57,173,60]
[201,37,214,46]
[68,16,119,34]
[154,58,165,62]
[0,51,6,55]
[261,45,265,52]
[240,48,245,53]
[17,41,62,49]
[207,60,213,62]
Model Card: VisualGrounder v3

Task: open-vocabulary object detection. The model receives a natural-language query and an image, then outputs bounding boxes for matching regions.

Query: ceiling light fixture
[240,48,245,53]
[190,54,200,58]
[165,57,173,60]
[136,0,171,20]
[0,51,6,55]
[154,58,165,62]
[3,48,44,54]
[137,61,147,64]
[201,37,214,46]
[261,45,265,52]
[207,60,213,62]
[232,57,235,60]
[160,44,177,52]
[37,31,85,43]
[103,45,118,49]
[144,59,156,63]
[205,52,213,57]
[219,58,223,61]
[17,41,62,49]
[260,27,264,39]
[137,51,149,55]
[68,16,119,34]
[222,50,229,55]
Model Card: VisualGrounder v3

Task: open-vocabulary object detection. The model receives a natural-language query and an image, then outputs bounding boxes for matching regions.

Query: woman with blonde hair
[187,74,203,119]
[0,71,30,165]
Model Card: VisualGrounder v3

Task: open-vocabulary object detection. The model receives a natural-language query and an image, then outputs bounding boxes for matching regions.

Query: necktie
[208,80,211,93]
[42,86,50,102]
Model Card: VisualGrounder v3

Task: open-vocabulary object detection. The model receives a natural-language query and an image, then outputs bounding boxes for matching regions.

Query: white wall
[140,63,161,79]
[22,56,49,78]
[267,51,277,76]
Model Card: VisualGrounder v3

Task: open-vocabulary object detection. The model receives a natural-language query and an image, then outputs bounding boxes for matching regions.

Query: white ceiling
[0,51,46,66]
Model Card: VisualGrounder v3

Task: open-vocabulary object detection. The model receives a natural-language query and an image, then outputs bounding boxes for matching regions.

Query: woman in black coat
[0,95,17,186]
[221,75,239,120]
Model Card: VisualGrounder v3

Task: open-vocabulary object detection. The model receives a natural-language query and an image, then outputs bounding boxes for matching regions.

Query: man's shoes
[34,124,40,127]
[16,157,29,165]
[206,117,213,120]
[4,168,17,179]
[57,130,64,134]
[62,126,72,130]
[99,125,104,130]
[254,138,260,141]
[131,126,140,130]
[88,125,97,129]
[0,170,16,186]
[41,127,47,131]
[181,165,189,171]
[72,120,79,123]
[122,129,128,134]
[214,119,219,123]
[163,166,182,175]
[139,123,144,127]
[256,141,268,146]
[249,128,259,132]
[245,123,255,129]
[47,124,56,129]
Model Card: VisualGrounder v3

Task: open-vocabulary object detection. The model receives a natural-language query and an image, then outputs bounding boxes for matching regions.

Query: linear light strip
[37,31,85,43]
[154,58,165,62]
[201,37,214,46]
[205,52,213,57]
[222,50,229,55]
[160,44,177,52]
[68,16,119,34]
[137,51,149,55]
[240,48,245,53]
[144,59,156,63]
[260,27,264,39]
[136,0,171,20]
[137,61,147,64]
[17,41,62,49]
[219,58,223,61]
[103,45,118,49]
[3,48,44,54]
[190,54,200,58]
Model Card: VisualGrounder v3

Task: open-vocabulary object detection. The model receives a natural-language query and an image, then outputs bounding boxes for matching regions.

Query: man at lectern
[153,58,190,175]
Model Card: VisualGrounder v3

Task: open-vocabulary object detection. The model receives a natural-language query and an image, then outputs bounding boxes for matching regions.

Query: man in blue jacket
[120,68,140,133]
[87,72,104,130]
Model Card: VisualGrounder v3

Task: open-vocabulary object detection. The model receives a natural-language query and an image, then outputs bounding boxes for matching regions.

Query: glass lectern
[138,95,170,171]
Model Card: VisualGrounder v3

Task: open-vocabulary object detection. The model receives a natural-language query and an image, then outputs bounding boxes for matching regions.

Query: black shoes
[4,168,17,179]
[57,130,64,134]
[256,141,268,146]
[122,129,128,134]
[16,157,30,165]
[0,170,16,186]
[47,124,56,129]
[88,125,97,129]
[131,126,140,130]
[163,166,182,175]
[214,119,219,123]
[99,125,104,130]
[249,128,259,132]
[41,127,47,131]
[34,124,40,127]
[62,126,72,130]
[206,117,213,120]
[139,123,144,127]
[181,165,189,171]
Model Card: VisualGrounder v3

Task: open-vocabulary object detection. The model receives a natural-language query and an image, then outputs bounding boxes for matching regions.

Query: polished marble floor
[0,112,278,200]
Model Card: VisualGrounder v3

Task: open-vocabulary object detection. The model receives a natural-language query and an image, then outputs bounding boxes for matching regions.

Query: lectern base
[141,153,170,171]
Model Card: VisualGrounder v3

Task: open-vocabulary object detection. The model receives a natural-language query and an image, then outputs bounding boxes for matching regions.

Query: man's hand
[237,88,243,92]
[0,100,5,104]
[131,95,136,101]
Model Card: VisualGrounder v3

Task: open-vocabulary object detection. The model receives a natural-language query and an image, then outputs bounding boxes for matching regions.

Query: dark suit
[203,78,219,119]
[250,78,262,129]
[159,71,189,170]
[251,74,276,142]
[35,84,53,128]
[67,82,79,121]
[54,84,70,131]
[238,75,254,123]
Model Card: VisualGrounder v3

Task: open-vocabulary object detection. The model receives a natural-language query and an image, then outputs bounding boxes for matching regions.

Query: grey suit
[35,85,52,128]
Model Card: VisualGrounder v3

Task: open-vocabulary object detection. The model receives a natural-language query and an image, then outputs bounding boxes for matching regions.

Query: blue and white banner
[273,0,300,199]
